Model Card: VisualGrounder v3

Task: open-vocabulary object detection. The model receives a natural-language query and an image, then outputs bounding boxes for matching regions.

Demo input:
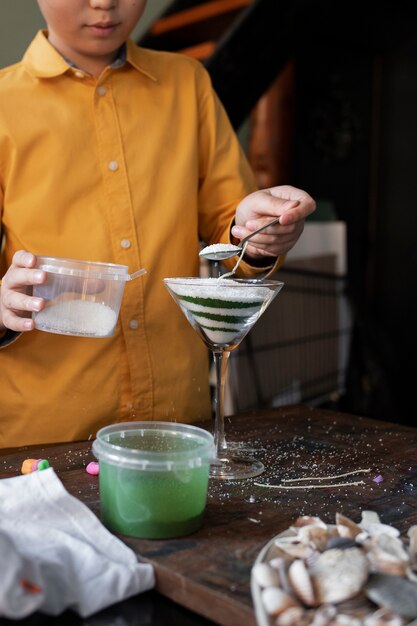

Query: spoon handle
[220,241,249,280]
[240,216,281,246]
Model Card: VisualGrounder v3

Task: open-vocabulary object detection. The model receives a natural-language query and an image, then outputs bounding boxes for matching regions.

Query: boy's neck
[63,53,121,78]
[47,33,121,78]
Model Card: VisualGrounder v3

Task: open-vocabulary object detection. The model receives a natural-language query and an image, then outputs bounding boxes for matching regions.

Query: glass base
[209,453,265,480]
[225,440,266,455]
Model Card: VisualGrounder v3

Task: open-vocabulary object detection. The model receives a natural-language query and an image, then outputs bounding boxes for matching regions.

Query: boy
[0,0,315,447]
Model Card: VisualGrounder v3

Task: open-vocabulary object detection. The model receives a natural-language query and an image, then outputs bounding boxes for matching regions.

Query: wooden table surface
[1,405,417,626]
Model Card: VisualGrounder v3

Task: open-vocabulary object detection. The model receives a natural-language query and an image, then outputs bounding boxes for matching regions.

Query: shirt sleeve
[196,64,256,240]
[194,64,282,278]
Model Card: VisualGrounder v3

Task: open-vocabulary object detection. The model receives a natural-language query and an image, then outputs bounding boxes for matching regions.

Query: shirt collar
[22,30,158,82]
[125,39,157,82]
[63,42,126,72]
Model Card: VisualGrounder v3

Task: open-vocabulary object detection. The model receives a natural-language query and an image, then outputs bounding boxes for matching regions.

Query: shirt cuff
[237,253,285,279]
[227,217,284,277]
[0,328,22,348]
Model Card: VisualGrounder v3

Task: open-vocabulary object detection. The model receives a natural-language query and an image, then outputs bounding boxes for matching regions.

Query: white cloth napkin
[0,468,155,619]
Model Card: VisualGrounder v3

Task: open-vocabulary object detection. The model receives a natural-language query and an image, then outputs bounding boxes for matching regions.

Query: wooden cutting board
[2,406,417,626]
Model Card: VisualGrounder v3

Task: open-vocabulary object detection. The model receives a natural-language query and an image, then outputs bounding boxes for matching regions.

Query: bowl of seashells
[251,511,417,626]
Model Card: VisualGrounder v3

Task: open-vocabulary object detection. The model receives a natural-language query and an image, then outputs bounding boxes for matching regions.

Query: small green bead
[37,459,50,471]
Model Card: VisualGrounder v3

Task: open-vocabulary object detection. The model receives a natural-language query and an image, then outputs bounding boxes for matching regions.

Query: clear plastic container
[92,421,215,539]
[32,256,130,338]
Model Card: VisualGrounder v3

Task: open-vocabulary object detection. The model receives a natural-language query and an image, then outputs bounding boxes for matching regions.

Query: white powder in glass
[167,277,270,302]
[35,300,118,337]
[166,278,273,345]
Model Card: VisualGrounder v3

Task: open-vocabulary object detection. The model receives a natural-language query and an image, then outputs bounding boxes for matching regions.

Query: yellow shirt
[0,31,277,447]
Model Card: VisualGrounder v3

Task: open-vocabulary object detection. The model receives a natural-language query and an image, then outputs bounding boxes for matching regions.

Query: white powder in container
[34,300,118,337]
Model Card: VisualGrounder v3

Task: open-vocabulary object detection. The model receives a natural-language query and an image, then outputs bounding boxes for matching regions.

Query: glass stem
[212,348,230,457]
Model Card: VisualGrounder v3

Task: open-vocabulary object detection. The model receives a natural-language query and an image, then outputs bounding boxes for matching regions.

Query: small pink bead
[32,459,43,471]
[86,461,99,476]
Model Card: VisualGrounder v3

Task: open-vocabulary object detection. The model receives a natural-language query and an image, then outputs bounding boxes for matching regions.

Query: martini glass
[163,277,283,480]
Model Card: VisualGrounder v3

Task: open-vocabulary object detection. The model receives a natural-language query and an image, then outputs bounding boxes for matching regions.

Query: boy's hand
[232,185,316,260]
[0,250,46,332]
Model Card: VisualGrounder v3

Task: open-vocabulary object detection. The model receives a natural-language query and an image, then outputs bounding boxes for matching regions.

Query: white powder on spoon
[200,243,241,254]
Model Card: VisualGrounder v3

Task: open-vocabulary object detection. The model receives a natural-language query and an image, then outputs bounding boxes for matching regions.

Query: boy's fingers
[3,267,45,289]
[1,308,35,332]
[12,250,36,268]
[278,202,311,226]
[2,288,42,312]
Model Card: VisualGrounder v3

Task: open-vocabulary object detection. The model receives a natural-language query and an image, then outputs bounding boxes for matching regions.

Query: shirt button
[108,161,119,171]
[74,70,85,79]
[120,239,131,249]
[129,320,139,330]
[97,85,106,96]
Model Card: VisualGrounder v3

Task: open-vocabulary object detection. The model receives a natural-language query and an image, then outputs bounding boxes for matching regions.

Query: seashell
[275,535,303,546]
[278,529,299,539]
[366,535,409,576]
[288,558,317,607]
[358,512,399,539]
[371,534,408,556]
[292,516,328,530]
[406,567,417,584]
[269,557,293,595]
[366,573,417,619]
[309,547,369,604]
[305,547,322,569]
[364,523,400,539]
[325,537,358,551]
[408,526,417,567]
[252,562,281,587]
[335,590,370,612]
[360,511,381,526]
[331,613,362,626]
[266,542,296,563]
[298,525,332,552]
[364,607,405,626]
[355,531,372,544]
[310,603,337,626]
[261,586,297,616]
[253,512,417,626]
[336,513,363,538]
[276,606,307,626]
[274,536,315,560]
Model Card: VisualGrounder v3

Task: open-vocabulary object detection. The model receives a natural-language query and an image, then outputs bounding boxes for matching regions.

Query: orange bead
[21,458,37,474]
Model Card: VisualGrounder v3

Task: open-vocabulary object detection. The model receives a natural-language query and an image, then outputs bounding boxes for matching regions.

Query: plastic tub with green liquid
[92,421,215,539]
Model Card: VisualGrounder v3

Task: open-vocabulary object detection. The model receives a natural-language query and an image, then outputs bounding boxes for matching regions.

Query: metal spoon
[199,216,281,261]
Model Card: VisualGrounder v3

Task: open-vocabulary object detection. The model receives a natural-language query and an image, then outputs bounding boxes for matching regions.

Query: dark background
[140,0,417,427]
[291,3,417,426]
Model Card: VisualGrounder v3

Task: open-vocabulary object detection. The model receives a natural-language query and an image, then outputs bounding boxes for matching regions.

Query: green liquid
[98,432,210,539]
